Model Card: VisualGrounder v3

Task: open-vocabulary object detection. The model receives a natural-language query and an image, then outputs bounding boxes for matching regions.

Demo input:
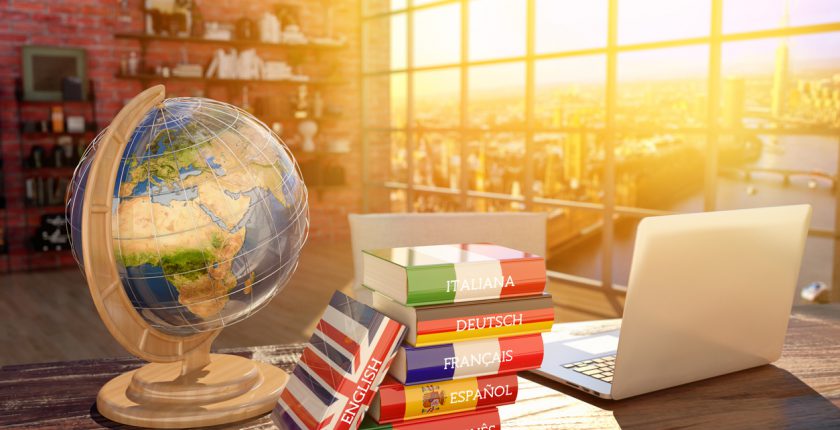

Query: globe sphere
[66,98,309,336]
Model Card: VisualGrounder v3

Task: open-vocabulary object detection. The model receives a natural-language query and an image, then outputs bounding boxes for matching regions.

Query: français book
[358,407,501,430]
[389,333,544,385]
[368,374,517,423]
[272,291,407,430]
[370,290,554,347]
[363,243,546,306]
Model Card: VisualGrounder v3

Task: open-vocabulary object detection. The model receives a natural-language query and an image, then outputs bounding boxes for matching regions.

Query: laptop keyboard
[562,355,615,383]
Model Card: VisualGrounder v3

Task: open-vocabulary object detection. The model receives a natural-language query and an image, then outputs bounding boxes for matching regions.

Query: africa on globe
[68,95,308,335]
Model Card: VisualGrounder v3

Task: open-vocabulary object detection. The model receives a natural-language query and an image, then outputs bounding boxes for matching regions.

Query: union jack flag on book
[273,291,407,430]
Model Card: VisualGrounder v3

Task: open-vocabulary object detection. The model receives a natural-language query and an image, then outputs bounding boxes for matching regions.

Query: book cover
[358,407,501,430]
[272,291,407,430]
[389,333,544,385]
[369,374,517,423]
[363,243,545,306]
[371,291,554,347]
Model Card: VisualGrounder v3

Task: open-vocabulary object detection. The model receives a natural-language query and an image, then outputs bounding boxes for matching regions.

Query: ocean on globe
[66,98,308,336]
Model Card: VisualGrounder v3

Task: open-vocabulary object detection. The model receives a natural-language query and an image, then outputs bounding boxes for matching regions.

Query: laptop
[533,205,812,400]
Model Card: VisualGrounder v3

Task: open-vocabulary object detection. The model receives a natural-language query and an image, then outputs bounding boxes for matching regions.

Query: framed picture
[21,46,87,102]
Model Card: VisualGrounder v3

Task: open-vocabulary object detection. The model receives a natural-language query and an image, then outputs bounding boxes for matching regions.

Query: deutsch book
[370,290,554,347]
[363,243,546,306]
[272,291,407,430]
[358,407,501,430]
[368,374,517,423]
[389,333,544,385]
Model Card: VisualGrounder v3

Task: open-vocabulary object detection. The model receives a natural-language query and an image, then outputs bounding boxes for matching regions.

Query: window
[361,0,840,305]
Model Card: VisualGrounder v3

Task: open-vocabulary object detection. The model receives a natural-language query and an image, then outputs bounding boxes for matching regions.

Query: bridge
[721,166,837,190]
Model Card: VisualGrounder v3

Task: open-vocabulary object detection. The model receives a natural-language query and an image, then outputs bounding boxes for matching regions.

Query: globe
[66,96,308,336]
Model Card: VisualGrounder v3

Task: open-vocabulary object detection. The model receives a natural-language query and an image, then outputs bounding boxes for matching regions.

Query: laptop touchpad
[565,334,619,355]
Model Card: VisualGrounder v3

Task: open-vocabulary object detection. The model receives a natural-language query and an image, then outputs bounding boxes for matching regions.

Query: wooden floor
[0,240,621,366]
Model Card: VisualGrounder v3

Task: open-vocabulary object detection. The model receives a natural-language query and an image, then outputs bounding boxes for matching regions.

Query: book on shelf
[363,243,546,307]
[272,291,407,430]
[368,374,517,424]
[359,406,501,430]
[370,291,554,347]
[389,333,544,385]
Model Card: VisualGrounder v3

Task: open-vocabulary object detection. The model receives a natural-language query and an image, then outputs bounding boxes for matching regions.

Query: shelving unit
[114,32,345,51]
[4,79,98,272]
[116,27,349,200]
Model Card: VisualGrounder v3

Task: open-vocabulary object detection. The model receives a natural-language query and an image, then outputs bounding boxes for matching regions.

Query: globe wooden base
[97,353,288,429]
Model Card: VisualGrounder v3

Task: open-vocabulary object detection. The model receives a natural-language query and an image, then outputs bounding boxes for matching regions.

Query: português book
[388,333,544,385]
[358,407,501,430]
[363,243,546,306]
[368,374,517,423]
[370,290,554,347]
[272,291,407,430]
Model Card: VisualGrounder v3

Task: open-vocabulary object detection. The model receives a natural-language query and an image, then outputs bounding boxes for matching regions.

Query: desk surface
[1,305,839,429]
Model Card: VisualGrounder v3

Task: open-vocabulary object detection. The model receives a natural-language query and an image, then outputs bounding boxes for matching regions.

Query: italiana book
[368,373,517,424]
[363,243,546,306]
[370,290,554,347]
[358,407,501,430]
[272,291,407,430]
[389,333,544,385]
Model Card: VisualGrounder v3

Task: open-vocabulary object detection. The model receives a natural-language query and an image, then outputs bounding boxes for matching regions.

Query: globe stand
[79,85,289,428]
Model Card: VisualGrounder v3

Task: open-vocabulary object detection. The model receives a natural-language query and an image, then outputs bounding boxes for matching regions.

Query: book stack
[360,244,553,429]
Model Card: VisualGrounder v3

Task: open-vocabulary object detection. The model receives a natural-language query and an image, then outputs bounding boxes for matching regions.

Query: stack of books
[360,243,553,429]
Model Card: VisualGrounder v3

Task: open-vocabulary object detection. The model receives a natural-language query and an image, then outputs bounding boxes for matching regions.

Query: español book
[358,407,501,430]
[368,373,517,423]
[272,291,407,430]
[370,290,554,347]
[389,333,544,385]
[363,243,546,306]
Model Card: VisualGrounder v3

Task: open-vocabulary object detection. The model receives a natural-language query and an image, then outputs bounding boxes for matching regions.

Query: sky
[376,0,840,97]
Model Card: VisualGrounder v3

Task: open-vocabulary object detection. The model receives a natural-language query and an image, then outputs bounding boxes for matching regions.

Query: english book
[389,333,544,385]
[272,291,407,430]
[358,407,501,430]
[363,243,546,306]
[368,374,517,423]
[370,290,554,347]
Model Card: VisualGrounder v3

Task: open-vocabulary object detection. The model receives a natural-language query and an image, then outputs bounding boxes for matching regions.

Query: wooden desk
[2,305,839,429]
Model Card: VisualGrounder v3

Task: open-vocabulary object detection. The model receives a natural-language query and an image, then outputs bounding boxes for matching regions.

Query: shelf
[22,167,76,176]
[114,32,346,51]
[19,131,95,138]
[116,74,345,87]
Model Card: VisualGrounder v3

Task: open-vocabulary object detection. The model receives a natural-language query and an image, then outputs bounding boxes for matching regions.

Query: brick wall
[0,0,361,271]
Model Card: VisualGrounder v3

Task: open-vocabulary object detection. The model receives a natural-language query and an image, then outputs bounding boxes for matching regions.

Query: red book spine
[389,408,501,430]
[499,258,546,298]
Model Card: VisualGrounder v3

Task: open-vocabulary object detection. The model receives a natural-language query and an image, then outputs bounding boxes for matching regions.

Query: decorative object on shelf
[235,16,258,40]
[204,21,232,40]
[33,214,69,252]
[205,48,238,79]
[127,51,139,75]
[172,63,202,78]
[29,145,46,168]
[293,84,309,119]
[62,76,84,101]
[145,0,192,37]
[66,115,85,133]
[271,121,283,137]
[56,136,75,167]
[51,106,64,133]
[298,119,318,152]
[259,11,281,43]
[65,85,308,428]
[235,49,263,80]
[282,24,307,45]
[313,90,324,119]
[190,3,204,37]
[22,46,87,101]
[264,60,294,81]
